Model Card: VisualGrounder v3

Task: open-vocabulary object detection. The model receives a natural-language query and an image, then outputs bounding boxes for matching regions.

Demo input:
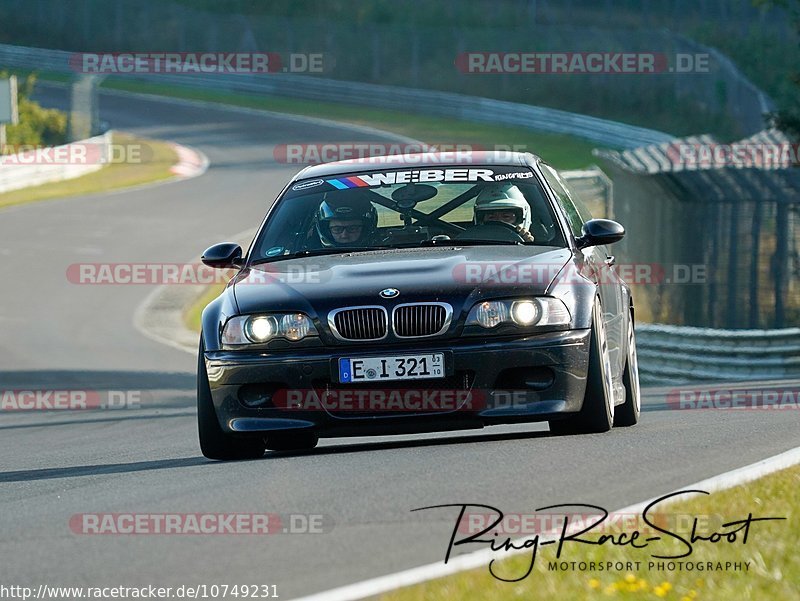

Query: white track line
[289,445,800,601]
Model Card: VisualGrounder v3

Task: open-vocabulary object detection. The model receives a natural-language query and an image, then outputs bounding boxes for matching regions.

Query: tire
[197,338,265,461]
[614,313,641,427]
[265,431,319,452]
[550,297,614,435]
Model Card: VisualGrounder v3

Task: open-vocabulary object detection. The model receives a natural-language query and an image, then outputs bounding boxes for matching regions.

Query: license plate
[339,353,445,383]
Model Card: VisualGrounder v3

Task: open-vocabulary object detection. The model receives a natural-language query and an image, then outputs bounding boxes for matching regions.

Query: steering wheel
[455,221,527,243]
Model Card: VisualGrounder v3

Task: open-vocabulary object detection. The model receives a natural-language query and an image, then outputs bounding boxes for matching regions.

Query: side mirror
[201,243,243,268]
[577,219,625,249]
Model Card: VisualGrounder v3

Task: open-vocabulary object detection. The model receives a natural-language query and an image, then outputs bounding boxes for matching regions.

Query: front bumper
[204,329,591,437]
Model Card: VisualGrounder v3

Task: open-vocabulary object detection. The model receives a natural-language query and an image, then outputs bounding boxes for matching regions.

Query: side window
[541,164,584,238]
[557,172,594,225]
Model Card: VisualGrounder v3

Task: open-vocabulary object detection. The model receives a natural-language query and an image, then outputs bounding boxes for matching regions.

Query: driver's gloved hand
[514,225,535,242]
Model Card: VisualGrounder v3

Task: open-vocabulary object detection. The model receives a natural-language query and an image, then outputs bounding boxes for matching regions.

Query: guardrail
[0,131,111,193]
[636,324,800,385]
[0,43,673,149]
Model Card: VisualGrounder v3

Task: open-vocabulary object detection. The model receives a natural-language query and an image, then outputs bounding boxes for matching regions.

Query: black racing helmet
[314,192,378,247]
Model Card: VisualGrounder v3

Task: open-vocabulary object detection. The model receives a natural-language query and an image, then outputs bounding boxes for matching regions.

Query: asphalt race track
[1,86,799,598]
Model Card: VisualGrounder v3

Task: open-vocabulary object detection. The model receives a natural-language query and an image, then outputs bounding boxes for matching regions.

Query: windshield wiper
[250,240,530,264]
[251,246,389,264]
[418,238,524,247]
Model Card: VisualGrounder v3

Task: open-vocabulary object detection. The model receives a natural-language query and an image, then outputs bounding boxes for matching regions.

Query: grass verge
[5,66,601,168]
[184,281,227,332]
[0,131,179,210]
[96,79,599,170]
[378,464,800,601]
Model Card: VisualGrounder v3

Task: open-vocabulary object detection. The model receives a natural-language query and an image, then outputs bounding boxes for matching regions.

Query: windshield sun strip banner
[320,168,533,190]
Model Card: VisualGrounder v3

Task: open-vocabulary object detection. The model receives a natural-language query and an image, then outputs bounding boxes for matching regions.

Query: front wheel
[614,313,641,427]
[550,297,615,435]
[197,338,265,461]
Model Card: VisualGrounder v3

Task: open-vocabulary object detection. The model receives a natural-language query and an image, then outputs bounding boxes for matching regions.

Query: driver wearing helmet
[473,184,535,242]
[312,193,378,247]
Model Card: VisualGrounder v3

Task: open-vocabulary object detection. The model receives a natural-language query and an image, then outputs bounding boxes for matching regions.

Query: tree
[754,0,800,136]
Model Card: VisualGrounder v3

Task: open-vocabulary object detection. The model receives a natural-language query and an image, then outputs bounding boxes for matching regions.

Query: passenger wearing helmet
[473,184,536,242]
[312,193,378,247]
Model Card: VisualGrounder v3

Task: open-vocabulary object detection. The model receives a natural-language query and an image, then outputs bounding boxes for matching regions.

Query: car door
[540,164,625,378]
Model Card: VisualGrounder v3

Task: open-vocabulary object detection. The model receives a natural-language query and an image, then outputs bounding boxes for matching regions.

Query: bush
[0,72,68,153]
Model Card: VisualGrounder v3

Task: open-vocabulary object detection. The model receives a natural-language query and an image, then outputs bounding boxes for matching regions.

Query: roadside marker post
[0,75,20,151]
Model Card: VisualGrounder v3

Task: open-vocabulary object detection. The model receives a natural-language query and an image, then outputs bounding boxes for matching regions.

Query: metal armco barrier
[0,43,673,149]
[636,324,800,385]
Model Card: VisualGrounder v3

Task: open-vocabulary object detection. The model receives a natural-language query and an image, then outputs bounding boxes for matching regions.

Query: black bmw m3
[197,152,640,459]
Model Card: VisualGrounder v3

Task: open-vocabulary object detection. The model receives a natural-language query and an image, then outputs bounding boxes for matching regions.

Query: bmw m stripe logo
[326,176,370,189]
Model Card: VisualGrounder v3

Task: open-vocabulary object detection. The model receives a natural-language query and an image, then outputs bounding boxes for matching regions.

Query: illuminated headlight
[510,300,540,325]
[222,313,318,345]
[245,315,278,342]
[466,298,570,329]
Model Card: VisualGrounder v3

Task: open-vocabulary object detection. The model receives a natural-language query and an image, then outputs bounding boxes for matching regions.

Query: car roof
[292,151,542,181]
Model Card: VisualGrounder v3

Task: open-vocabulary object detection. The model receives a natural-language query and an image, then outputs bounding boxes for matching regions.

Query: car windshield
[250,165,566,262]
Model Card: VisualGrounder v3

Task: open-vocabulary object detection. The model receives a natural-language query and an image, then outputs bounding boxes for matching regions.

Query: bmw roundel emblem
[380,288,400,299]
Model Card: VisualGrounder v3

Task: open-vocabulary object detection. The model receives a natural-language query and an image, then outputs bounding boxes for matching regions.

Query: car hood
[232,246,571,316]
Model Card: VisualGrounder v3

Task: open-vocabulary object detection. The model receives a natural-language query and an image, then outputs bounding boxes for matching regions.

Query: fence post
[748,201,762,327]
[774,202,789,327]
[68,75,103,141]
[725,202,740,327]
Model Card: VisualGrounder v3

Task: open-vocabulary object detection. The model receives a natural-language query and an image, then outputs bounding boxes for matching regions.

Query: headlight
[474,301,509,328]
[280,313,313,341]
[245,315,279,342]
[222,313,318,345]
[510,300,540,325]
[466,298,570,329]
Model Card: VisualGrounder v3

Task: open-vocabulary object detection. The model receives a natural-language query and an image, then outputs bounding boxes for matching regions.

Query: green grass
[3,68,71,84]
[0,131,179,209]
[378,464,800,600]
[97,79,598,170]
[184,281,227,332]
[5,67,599,169]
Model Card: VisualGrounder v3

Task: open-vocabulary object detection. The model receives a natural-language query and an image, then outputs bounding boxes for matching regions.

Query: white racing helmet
[473,184,532,231]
